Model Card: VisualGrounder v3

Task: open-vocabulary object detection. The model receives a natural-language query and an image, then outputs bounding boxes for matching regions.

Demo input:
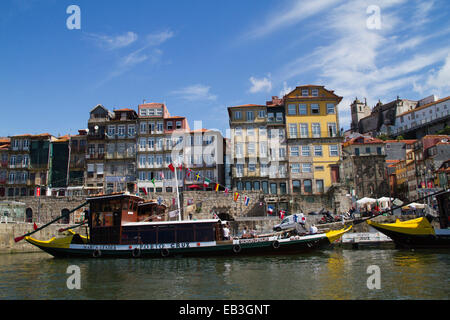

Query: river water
[0,248,449,300]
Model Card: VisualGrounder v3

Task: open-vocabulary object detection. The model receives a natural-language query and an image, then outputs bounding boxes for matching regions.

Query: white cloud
[86,31,138,50]
[279,81,293,97]
[171,84,217,101]
[249,76,272,93]
[242,0,343,39]
[146,29,174,46]
[266,0,448,129]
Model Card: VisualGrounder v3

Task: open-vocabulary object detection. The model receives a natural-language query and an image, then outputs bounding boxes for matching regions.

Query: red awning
[188,185,202,189]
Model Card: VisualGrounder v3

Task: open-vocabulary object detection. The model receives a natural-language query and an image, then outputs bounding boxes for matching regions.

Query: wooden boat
[24,193,352,258]
[367,216,450,249]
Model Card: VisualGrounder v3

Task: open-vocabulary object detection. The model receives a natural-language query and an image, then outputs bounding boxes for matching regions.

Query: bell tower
[350,97,371,132]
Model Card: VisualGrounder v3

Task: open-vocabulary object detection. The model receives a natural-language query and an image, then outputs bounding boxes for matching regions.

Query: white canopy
[356,197,377,205]
[403,202,426,209]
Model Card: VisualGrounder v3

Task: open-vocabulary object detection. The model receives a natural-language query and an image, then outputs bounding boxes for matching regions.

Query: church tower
[350,97,371,132]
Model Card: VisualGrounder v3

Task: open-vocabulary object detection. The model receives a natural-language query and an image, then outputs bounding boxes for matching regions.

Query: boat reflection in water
[24,193,351,259]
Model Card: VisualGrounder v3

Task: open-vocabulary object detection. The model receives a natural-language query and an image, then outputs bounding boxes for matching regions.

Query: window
[329,145,339,157]
[247,111,254,121]
[280,183,287,195]
[300,123,309,138]
[315,166,324,171]
[302,163,312,173]
[236,164,244,177]
[377,147,382,155]
[147,155,154,166]
[139,138,146,150]
[259,127,267,136]
[301,146,310,157]
[311,104,320,114]
[314,145,323,157]
[260,142,267,157]
[234,111,242,120]
[299,104,307,115]
[270,183,277,194]
[328,123,337,137]
[326,103,335,114]
[148,138,154,149]
[290,146,299,157]
[157,122,164,132]
[127,125,135,136]
[245,181,252,191]
[316,180,324,193]
[253,181,260,191]
[293,180,301,193]
[258,110,266,118]
[355,148,360,156]
[140,109,147,116]
[288,104,296,115]
[167,121,173,131]
[247,127,254,136]
[365,147,371,154]
[139,122,147,134]
[304,179,312,193]
[176,121,182,129]
[248,164,256,172]
[291,163,300,173]
[276,112,283,122]
[289,124,298,138]
[235,143,243,157]
[312,123,321,138]
[262,181,269,194]
[118,125,125,136]
[312,89,319,97]
[279,148,286,158]
[260,164,269,176]
[267,113,274,122]
[302,89,309,96]
[235,127,242,136]
[248,143,256,155]
[107,125,116,137]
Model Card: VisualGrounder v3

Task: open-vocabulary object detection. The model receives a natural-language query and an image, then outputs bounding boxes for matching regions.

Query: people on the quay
[309,224,318,234]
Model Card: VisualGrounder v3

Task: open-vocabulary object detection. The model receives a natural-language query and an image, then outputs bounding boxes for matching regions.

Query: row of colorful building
[0,84,449,205]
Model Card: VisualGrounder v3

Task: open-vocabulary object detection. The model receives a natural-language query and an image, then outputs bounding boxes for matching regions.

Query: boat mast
[174,162,181,221]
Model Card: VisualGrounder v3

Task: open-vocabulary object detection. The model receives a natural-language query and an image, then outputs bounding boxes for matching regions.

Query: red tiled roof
[228,104,265,108]
[343,136,384,146]
[114,108,136,112]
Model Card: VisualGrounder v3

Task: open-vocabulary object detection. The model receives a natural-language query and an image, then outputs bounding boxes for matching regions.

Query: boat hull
[25,226,352,259]
[367,218,450,249]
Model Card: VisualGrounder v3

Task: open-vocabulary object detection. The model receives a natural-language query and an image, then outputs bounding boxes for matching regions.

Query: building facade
[284,85,342,195]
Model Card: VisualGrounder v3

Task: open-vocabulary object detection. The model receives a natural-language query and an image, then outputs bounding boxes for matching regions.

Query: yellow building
[283,85,342,194]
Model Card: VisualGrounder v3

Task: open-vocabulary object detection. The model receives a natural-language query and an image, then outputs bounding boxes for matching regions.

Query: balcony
[86,153,105,160]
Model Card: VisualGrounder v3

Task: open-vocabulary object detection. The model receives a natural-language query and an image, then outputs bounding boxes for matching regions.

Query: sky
[0,0,449,138]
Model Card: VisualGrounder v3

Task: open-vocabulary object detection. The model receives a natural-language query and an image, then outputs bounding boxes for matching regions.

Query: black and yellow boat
[22,193,352,259]
[367,217,450,249]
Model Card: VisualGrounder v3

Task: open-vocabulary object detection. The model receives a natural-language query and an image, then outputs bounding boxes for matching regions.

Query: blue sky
[1,0,449,138]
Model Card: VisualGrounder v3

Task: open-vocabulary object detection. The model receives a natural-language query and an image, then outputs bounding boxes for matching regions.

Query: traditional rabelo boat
[366,189,450,249]
[18,193,352,258]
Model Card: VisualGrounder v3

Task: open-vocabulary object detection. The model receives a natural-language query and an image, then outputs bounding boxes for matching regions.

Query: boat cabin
[86,193,225,245]
[87,193,143,244]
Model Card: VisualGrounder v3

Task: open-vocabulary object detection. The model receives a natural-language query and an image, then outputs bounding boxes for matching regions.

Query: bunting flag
[33,222,38,231]
[203,178,210,187]
[267,206,274,215]
[224,188,229,195]
[186,169,192,177]
[195,172,201,181]
[234,192,239,202]
[168,163,175,172]
[280,210,286,220]
[179,163,183,171]
[151,178,155,187]
[141,187,148,195]
[160,172,165,179]
[215,183,220,192]
[244,196,250,206]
